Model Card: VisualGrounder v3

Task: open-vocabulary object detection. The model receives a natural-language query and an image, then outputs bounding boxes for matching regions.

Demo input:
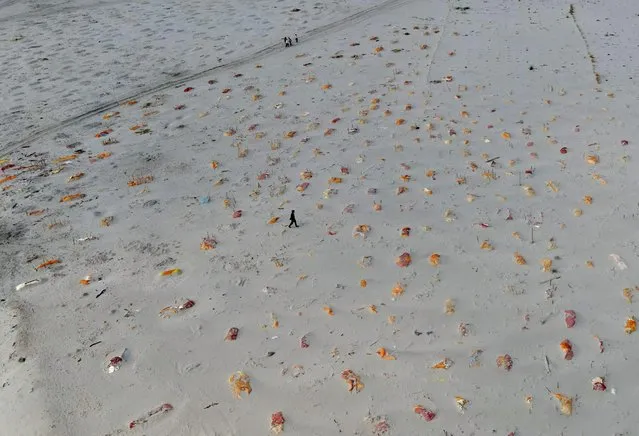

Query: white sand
[1,0,639,434]
[0,0,380,148]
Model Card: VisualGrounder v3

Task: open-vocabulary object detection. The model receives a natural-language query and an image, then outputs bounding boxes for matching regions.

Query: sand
[0,0,381,148]
[1,0,639,434]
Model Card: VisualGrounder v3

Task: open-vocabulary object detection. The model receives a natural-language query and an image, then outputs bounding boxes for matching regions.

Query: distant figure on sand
[295,34,298,44]
[288,210,299,228]
[283,37,289,47]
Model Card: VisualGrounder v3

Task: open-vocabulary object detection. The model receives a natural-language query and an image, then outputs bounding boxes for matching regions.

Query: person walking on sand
[283,36,289,47]
[288,210,299,228]
[294,34,298,44]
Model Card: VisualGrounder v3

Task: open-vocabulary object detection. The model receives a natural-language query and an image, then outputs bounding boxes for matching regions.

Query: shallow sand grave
[2,0,639,434]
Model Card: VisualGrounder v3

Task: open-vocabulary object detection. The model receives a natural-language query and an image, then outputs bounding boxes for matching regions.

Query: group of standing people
[283,34,299,47]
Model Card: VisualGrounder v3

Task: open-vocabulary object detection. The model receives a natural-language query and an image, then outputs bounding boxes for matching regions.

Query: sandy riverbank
[1,0,639,434]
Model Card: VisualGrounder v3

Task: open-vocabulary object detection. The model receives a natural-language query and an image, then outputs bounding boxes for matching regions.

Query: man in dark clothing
[288,210,299,228]
[294,34,298,44]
